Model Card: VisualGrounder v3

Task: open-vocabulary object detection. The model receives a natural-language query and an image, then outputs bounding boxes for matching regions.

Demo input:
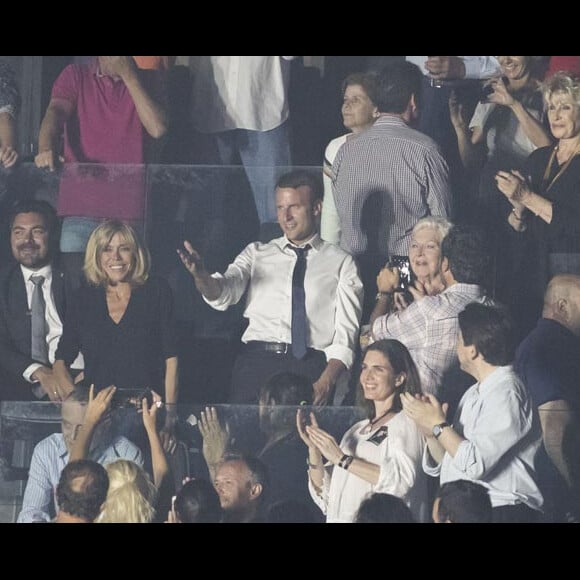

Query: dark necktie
[290,246,310,360]
[30,275,49,365]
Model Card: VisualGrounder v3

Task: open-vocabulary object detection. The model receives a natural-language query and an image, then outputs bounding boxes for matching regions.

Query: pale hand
[495,170,531,204]
[35,150,64,172]
[402,392,448,437]
[486,77,516,107]
[33,367,72,402]
[84,385,117,427]
[100,56,137,80]
[0,146,18,168]
[296,410,321,451]
[199,406,230,466]
[377,267,399,294]
[305,423,343,465]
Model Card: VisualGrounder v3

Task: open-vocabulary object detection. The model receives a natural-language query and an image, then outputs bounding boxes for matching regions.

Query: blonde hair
[543,72,580,110]
[83,220,150,287]
[95,460,157,524]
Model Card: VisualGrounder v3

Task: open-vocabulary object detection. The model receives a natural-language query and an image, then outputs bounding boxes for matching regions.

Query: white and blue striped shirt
[17,434,143,523]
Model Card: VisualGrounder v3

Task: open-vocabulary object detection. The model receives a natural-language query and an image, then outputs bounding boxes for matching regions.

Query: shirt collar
[21,264,53,284]
[276,233,322,252]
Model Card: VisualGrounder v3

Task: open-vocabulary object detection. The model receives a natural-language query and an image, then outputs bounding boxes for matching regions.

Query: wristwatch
[432,422,450,439]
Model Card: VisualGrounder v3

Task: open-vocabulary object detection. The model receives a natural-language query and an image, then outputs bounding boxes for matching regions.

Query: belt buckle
[275,343,289,355]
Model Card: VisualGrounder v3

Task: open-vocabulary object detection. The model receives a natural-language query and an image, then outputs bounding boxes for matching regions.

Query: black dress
[511,147,580,336]
[56,276,177,394]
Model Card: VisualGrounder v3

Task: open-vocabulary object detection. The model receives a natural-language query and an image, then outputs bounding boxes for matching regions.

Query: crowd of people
[0,56,579,524]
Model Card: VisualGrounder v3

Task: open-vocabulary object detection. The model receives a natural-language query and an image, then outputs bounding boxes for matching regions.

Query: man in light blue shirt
[17,389,142,523]
[402,303,543,523]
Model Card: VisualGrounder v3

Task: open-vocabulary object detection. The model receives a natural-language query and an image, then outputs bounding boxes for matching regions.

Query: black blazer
[0,263,70,399]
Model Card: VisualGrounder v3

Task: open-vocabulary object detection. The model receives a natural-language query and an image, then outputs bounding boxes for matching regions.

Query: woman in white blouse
[321,72,380,244]
[297,339,428,523]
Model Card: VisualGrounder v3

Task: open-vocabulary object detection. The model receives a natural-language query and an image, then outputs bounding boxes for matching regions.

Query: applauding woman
[54,220,179,452]
[496,72,580,327]
[297,339,428,523]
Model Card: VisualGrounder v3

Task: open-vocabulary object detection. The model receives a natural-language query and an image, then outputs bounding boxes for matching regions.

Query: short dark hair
[260,372,313,407]
[276,170,323,204]
[436,480,492,523]
[8,199,60,258]
[221,453,270,501]
[342,72,380,106]
[8,199,58,236]
[459,303,516,366]
[361,339,422,418]
[175,479,223,523]
[442,225,491,286]
[355,493,415,523]
[375,61,424,114]
[259,372,313,432]
[56,460,109,522]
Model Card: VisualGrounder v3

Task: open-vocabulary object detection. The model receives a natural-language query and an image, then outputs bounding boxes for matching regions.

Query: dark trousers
[229,345,327,404]
[492,504,541,523]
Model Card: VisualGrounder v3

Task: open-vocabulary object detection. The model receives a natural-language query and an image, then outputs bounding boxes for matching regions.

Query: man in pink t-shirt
[35,56,167,283]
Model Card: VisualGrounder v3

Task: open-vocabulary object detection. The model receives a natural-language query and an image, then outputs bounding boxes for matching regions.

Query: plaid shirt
[331,115,451,257]
[372,284,490,395]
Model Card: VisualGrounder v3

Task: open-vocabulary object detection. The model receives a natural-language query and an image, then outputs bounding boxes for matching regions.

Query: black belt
[245,341,317,356]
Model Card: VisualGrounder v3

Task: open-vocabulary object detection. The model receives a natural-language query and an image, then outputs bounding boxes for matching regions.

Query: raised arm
[69,385,117,462]
[0,112,18,168]
[142,392,169,488]
[488,77,552,149]
[178,241,223,301]
[36,98,72,171]
[102,56,168,139]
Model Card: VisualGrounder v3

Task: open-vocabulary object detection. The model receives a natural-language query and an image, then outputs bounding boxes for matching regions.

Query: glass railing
[0,401,365,523]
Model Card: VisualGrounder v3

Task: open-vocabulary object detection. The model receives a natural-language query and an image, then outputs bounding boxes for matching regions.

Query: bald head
[543,275,580,335]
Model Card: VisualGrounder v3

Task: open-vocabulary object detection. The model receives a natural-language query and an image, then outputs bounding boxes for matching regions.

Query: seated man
[515,275,580,522]
[214,453,269,524]
[371,225,492,399]
[17,387,142,523]
[54,460,109,524]
[432,480,492,523]
[0,200,82,403]
[402,303,543,523]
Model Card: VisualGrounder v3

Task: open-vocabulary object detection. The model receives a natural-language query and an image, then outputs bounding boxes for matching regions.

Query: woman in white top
[450,55,551,228]
[321,72,380,244]
[297,339,428,523]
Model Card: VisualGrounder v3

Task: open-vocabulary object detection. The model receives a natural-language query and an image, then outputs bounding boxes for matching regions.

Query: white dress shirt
[423,366,543,510]
[406,56,500,80]
[204,234,363,369]
[21,265,83,383]
[309,412,429,523]
[178,56,298,133]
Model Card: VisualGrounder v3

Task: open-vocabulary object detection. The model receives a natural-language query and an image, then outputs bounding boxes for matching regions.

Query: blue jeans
[215,121,292,223]
[60,217,102,253]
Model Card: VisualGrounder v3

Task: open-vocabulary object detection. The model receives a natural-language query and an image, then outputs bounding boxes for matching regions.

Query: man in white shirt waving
[178,170,363,405]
